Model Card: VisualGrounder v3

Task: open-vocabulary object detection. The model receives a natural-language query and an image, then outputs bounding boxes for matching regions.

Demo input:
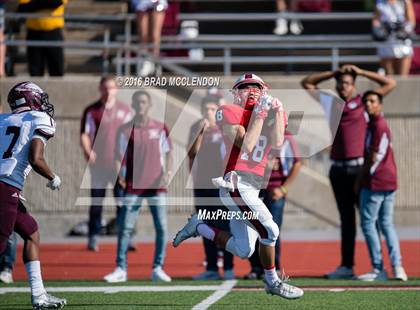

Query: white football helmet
[232,73,268,109]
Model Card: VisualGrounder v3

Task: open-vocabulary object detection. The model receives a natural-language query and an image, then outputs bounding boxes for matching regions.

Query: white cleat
[356,269,388,282]
[32,292,67,309]
[151,266,172,282]
[0,268,13,284]
[393,266,408,281]
[325,266,354,279]
[103,267,127,283]
[263,278,304,300]
[172,214,202,247]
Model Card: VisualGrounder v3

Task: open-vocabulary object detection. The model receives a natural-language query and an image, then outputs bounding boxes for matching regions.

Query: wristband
[280,185,288,195]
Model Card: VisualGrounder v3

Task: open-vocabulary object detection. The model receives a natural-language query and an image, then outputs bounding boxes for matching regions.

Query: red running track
[12,240,420,280]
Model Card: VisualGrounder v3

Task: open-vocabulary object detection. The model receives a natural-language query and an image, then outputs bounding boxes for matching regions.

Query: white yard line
[233,286,420,292]
[192,280,237,310]
[0,285,220,294]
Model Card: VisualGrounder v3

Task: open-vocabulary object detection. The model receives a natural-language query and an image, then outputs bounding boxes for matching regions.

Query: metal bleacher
[4,0,420,76]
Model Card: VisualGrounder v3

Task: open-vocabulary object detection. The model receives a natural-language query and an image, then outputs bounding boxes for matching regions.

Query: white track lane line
[0,285,220,294]
[192,280,237,310]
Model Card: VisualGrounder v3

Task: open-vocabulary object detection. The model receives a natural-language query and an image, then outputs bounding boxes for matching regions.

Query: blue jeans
[265,196,285,270]
[116,191,168,270]
[360,188,402,270]
[0,233,17,270]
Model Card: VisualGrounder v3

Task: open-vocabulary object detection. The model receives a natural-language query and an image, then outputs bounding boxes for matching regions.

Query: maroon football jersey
[216,104,275,177]
[266,131,301,190]
[189,120,225,188]
[364,113,397,191]
[117,118,172,195]
[81,100,132,168]
[330,94,368,160]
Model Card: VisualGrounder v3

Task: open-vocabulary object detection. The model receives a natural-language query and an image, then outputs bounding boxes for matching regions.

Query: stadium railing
[4,12,420,75]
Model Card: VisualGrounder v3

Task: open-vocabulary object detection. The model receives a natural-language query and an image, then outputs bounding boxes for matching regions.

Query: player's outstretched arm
[29,139,60,190]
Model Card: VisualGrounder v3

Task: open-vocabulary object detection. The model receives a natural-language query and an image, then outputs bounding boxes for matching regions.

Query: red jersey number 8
[240,135,267,163]
[216,110,223,121]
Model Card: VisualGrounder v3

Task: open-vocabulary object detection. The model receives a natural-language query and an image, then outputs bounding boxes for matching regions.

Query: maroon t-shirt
[327,94,368,160]
[117,118,172,195]
[189,120,225,188]
[266,132,301,190]
[80,100,132,168]
[363,113,397,191]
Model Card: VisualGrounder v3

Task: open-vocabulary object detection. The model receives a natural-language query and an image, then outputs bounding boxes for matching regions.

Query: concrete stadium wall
[0,76,419,239]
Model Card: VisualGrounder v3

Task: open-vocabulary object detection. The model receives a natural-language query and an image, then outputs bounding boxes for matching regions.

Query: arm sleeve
[32,113,56,143]
[288,134,301,163]
[216,105,242,128]
[160,125,173,154]
[80,109,96,139]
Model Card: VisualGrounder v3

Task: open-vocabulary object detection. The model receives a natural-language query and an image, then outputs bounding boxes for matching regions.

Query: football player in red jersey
[174,74,303,299]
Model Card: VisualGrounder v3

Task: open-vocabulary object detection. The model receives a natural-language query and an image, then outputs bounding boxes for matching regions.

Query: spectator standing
[80,76,132,251]
[18,0,67,76]
[274,0,303,35]
[373,0,416,76]
[301,65,396,279]
[244,131,301,279]
[355,90,407,281]
[104,90,172,283]
[188,96,234,280]
[131,0,167,76]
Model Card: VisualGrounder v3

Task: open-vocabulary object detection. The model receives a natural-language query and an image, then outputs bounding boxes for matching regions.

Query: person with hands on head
[301,65,396,279]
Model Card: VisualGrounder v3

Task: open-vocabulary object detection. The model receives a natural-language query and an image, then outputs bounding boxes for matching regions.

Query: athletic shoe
[172,214,202,247]
[325,266,354,279]
[290,20,304,35]
[87,236,99,252]
[356,269,388,281]
[0,268,13,284]
[32,292,67,309]
[128,243,137,252]
[151,266,172,282]
[393,266,408,281]
[139,60,155,77]
[263,278,304,299]
[223,269,235,280]
[104,267,127,283]
[273,18,288,35]
[193,270,221,280]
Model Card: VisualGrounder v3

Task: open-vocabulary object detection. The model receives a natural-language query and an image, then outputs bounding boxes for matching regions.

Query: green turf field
[1,278,419,309]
